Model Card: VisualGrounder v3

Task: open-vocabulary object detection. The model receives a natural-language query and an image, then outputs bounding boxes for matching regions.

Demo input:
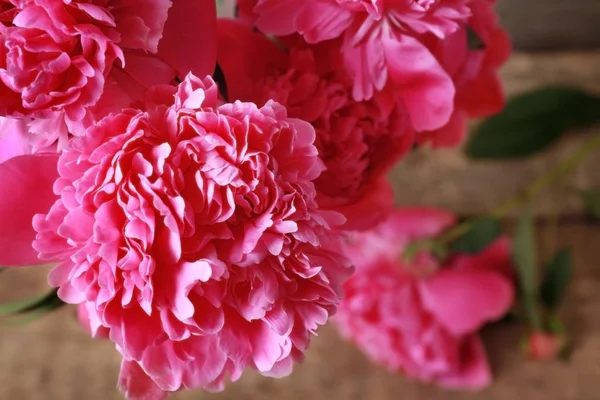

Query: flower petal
[436,335,492,390]
[383,34,455,131]
[0,154,58,266]
[216,19,287,101]
[419,268,514,336]
[118,359,167,400]
[157,0,217,78]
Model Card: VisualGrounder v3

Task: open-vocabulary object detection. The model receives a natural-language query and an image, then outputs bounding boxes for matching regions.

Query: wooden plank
[0,223,598,400]
[497,0,600,51]
[388,51,600,217]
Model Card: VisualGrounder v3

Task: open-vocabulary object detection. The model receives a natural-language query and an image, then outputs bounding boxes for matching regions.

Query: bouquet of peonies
[3,0,598,399]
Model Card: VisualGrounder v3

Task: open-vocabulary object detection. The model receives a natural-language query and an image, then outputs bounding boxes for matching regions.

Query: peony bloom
[247,0,474,131]
[33,74,352,399]
[217,20,414,230]
[419,0,511,147]
[335,208,514,389]
[0,0,216,135]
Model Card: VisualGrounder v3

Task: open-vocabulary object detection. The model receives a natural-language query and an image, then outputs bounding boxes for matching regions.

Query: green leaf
[580,190,600,219]
[450,217,501,253]
[0,289,62,316]
[466,87,600,159]
[540,249,572,311]
[513,209,542,330]
[0,289,65,326]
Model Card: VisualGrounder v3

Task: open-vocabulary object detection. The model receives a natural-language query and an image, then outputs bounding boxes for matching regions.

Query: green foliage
[467,87,600,159]
[513,209,542,330]
[540,249,572,311]
[0,289,65,326]
[450,217,502,253]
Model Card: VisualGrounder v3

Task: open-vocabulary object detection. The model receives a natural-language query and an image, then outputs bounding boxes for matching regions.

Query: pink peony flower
[419,0,511,147]
[33,74,352,399]
[248,0,473,131]
[0,0,217,136]
[217,20,414,230]
[335,207,514,389]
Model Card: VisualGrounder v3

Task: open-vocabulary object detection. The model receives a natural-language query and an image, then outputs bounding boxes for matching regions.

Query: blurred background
[2,1,600,399]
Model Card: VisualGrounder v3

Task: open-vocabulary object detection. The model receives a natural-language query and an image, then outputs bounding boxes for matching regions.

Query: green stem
[436,131,600,245]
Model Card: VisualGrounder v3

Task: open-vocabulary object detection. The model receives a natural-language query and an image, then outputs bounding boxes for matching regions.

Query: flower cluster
[0,0,512,399]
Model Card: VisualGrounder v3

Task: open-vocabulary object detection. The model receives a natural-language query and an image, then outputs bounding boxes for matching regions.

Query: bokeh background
[2,2,600,399]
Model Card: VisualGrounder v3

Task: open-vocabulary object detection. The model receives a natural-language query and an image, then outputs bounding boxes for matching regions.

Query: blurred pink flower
[247,0,472,131]
[335,207,514,389]
[525,331,564,362]
[419,0,511,147]
[217,20,414,230]
[33,74,352,399]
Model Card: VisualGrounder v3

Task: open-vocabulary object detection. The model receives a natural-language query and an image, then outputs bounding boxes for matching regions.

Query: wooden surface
[497,0,600,51]
[1,222,599,400]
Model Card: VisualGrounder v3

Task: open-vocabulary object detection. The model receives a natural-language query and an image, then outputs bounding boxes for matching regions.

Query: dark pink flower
[217,21,414,230]
[419,0,511,147]
[247,0,473,131]
[33,74,352,399]
[335,208,514,389]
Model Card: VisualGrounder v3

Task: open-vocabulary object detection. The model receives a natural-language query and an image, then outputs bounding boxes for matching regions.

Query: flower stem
[437,131,600,245]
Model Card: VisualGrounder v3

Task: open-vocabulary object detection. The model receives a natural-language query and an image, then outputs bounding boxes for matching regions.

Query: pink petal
[386,208,457,242]
[417,109,467,148]
[436,336,492,390]
[0,118,32,163]
[77,303,110,338]
[122,51,177,88]
[459,72,506,118]
[118,359,167,400]
[328,177,394,231]
[419,268,514,336]
[254,0,352,42]
[0,154,58,266]
[157,0,217,78]
[252,0,302,37]
[451,237,515,282]
[216,19,287,101]
[383,34,455,131]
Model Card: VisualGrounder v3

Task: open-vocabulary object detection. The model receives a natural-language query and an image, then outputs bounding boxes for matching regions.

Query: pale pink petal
[0,154,58,266]
[419,268,514,336]
[157,0,217,78]
[0,117,31,163]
